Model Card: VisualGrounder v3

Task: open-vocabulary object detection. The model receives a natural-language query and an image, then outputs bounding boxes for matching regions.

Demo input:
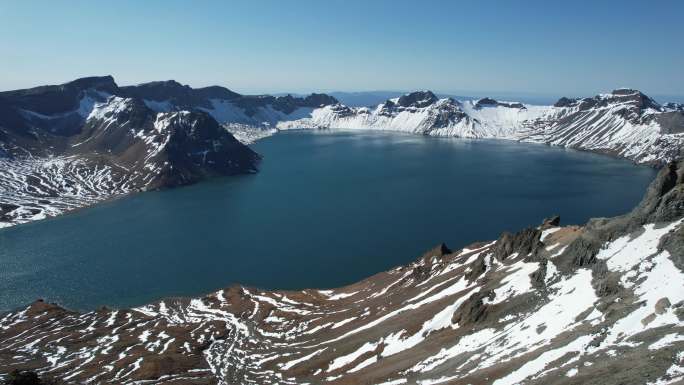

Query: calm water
[0,130,657,312]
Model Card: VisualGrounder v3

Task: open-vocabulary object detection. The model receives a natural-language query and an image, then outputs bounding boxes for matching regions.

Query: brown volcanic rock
[491,227,544,262]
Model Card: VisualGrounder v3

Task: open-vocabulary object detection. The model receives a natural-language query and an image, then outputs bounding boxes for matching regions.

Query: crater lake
[0,130,657,311]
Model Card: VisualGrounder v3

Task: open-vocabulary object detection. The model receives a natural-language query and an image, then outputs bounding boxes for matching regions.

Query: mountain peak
[475,97,525,109]
[1,75,119,97]
[611,87,641,96]
[554,89,661,111]
[128,79,189,92]
[553,97,575,107]
[120,80,243,106]
[475,97,498,106]
[396,90,438,108]
[66,75,118,90]
[604,88,660,110]
[195,85,241,101]
[301,93,339,107]
[0,75,119,116]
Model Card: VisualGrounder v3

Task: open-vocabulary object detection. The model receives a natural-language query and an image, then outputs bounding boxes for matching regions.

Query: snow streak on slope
[199,99,315,128]
[277,99,485,137]
[520,104,684,164]
[0,156,133,227]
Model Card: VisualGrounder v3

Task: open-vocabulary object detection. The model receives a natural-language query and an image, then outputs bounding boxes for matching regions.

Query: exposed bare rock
[541,215,561,228]
[491,227,543,261]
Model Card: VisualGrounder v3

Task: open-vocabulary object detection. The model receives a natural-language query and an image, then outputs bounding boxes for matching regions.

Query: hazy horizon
[1,0,682,99]
[2,74,682,105]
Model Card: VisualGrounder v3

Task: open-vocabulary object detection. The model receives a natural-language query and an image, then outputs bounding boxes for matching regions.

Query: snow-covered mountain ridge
[2,160,683,385]
[0,77,260,228]
[85,78,683,166]
[274,89,684,165]
[2,76,683,228]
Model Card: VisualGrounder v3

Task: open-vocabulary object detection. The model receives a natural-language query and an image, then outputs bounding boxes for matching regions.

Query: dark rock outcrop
[232,93,339,116]
[396,91,438,108]
[475,97,525,109]
[0,75,118,116]
[661,221,684,270]
[300,93,339,108]
[475,97,498,107]
[554,97,576,108]
[452,292,490,327]
[465,253,488,281]
[121,80,241,109]
[4,370,46,385]
[541,215,561,228]
[421,243,452,259]
[561,161,684,269]
[491,227,544,262]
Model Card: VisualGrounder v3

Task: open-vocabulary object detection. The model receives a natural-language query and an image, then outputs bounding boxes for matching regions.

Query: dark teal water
[0,130,657,312]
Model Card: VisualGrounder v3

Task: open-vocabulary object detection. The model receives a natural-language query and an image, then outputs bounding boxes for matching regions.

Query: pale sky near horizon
[1,0,683,100]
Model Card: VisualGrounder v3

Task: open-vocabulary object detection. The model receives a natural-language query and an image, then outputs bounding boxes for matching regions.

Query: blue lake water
[0,130,657,312]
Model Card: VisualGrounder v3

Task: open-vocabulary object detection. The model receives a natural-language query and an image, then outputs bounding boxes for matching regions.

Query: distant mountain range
[1,76,683,227]
[279,90,684,107]
[275,91,473,107]
[277,88,684,165]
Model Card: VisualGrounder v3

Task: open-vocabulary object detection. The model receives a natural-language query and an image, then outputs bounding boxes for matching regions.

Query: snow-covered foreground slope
[2,161,683,385]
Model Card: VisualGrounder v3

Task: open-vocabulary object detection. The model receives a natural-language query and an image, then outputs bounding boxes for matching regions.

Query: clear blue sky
[1,0,682,99]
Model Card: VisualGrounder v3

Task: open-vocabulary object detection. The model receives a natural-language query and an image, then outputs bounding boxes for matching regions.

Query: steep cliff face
[2,162,683,385]
[520,89,684,164]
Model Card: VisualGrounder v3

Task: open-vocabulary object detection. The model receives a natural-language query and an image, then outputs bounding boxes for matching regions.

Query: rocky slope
[0,77,260,228]
[520,89,684,164]
[2,161,683,384]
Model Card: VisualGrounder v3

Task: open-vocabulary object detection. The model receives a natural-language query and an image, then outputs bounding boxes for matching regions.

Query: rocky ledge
[2,161,683,384]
